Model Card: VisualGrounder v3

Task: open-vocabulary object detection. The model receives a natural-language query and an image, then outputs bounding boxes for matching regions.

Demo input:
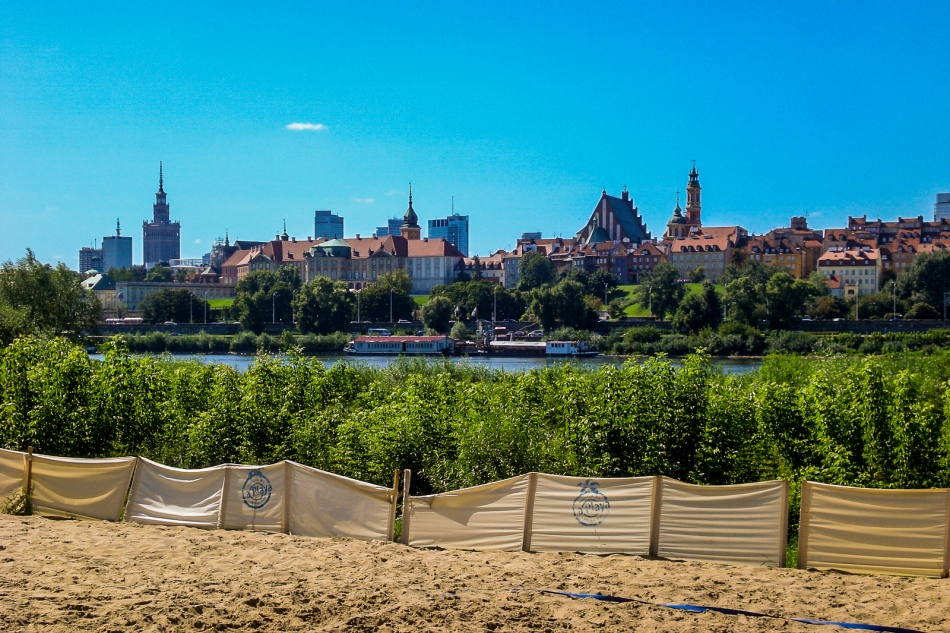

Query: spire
[409,182,413,206]
[116,218,121,237]
[225,230,230,247]
[281,219,289,240]
[158,162,164,193]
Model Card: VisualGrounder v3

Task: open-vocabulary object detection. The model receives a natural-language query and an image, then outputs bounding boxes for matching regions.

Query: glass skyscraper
[314,210,344,239]
[428,214,469,256]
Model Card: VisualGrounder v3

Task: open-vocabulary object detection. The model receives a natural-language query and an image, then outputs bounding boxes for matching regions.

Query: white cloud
[194,239,202,244]
[285,122,327,131]
[351,197,374,204]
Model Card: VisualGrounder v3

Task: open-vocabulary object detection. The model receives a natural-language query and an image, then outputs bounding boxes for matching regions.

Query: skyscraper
[935,193,950,221]
[102,218,133,271]
[78,246,104,273]
[142,163,181,266]
[314,210,344,239]
[428,212,469,256]
[376,217,403,237]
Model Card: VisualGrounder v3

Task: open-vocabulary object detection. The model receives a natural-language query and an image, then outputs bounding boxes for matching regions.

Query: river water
[89,353,763,375]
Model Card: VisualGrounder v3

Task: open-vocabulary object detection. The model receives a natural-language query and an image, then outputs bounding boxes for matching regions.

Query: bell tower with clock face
[686,161,702,227]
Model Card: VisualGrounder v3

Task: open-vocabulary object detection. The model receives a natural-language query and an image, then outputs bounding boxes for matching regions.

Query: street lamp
[356,290,361,323]
[604,282,608,311]
[389,288,393,323]
[190,295,193,324]
[292,289,299,326]
[272,291,276,324]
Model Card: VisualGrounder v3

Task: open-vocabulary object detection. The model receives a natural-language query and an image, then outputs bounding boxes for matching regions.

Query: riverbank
[0,514,942,632]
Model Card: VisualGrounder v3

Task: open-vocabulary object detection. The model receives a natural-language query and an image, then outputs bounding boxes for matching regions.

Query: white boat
[344,336,455,356]
[545,340,598,357]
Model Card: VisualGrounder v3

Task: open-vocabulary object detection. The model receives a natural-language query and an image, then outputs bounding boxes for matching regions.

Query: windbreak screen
[0,448,25,499]
[288,462,393,541]
[30,454,137,521]
[799,481,950,577]
[125,458,226,529]
[529,474,654,554]
[657,478,788,567]
[408,475,528,550]
[220,463,287,533]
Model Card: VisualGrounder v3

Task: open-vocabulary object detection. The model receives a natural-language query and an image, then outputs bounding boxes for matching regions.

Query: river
[88,353,763,375]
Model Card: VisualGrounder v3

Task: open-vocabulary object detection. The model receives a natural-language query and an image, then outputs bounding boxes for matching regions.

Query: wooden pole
[22,447,33,497]
[388,469,401,541]
[648,475,663,558]
[521,472,538,552]
[399,469,412,545]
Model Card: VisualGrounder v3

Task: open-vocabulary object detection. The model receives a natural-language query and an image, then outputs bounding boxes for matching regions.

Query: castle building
[142,163,181,267]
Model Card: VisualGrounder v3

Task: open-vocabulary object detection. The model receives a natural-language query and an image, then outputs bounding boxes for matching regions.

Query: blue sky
[1,2,948,267]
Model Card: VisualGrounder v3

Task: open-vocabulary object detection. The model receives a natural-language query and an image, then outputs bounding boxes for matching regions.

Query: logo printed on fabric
[573,480,610,526]
[241,470,273,509]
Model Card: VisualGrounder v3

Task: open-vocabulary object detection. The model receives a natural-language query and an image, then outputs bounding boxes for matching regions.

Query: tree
[145,264,173,282]
[896,250,950,313]
[529,279,598,331]
[723,276,765,326]
[635,263,685,320]
[518,251,556,291]
[672,281,722,334]
[233,267,302,333]
[429,280,526,322]
[358,269,415,322]
[588,269,619,297]
[688,267,707,283]
[764,272,819,329]
[292,277,354,334]
[471,257,483,281]
[139,289,208,324]
[107,266,147,282]
[810,295,849,320]
[0,249,100,339]
[421,296,454,333]
[905,302,940,320]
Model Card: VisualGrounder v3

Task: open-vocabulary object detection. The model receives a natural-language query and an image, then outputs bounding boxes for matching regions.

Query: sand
[0,515,945,632]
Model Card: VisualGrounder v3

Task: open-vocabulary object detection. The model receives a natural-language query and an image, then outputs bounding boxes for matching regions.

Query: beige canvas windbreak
[798,481,950,578]
[528,474,654,554]
[0,448,26,499]
[408,474,529,550]
[125,457,227,529]
[655,477,789,567]
[30,454,136,521]
[288,461,395,540]
[219,462,287,533]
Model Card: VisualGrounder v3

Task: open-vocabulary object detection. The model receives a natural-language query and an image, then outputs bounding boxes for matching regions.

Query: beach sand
[0,514,945,632]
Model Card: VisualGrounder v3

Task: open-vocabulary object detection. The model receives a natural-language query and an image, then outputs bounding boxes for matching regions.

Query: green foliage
[144,264,173,282]
[449,321,470,341]
[517,251,556,291]
[529,279,598,331]
[673,281,722,334]
[292,277,354,334]
[233,267,302,333]
[139,289,209,324]
[906,302,940,320]
[634,263,684,320]
[1,338,950,519]
[430,281,525,322]
[421,296,454,333]
[357,270,415,322]
[107,266,147,282]
[896,249,950,312]
[0,249,101,340]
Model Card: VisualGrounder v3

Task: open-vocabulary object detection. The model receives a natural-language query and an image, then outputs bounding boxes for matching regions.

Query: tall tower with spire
[685,161,702,227]
[400,184,421,240]
[142,162,181,266]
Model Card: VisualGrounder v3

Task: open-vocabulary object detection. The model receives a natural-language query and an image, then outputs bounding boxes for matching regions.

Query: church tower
[685,161,702,227]
[400,184,422,240]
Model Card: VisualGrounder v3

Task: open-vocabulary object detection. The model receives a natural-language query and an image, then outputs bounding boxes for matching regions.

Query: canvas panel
[220,463,286,533]
[125,457,226,528]
[408,475,528,550]
[0,448,26,499]
[800,481,949,577]
[529,474,654,554]
[288,462,393,541]
[30,454,137,521]
[657,478,788,567]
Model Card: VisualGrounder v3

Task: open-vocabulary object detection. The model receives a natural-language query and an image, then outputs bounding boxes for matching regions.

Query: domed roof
[402,184,419,228]
[668,202,686,225]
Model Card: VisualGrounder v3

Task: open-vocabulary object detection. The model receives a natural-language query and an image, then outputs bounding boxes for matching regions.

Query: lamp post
[272,291,276,324]
[115,291,122,319]
[604,282,608,312]
[389,288,393,323]
[292,289,299,326]
[356,290,361,323]
[190,295,193,324]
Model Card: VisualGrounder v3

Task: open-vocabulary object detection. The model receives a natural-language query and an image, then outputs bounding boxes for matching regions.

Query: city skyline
[2,2,949,264]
